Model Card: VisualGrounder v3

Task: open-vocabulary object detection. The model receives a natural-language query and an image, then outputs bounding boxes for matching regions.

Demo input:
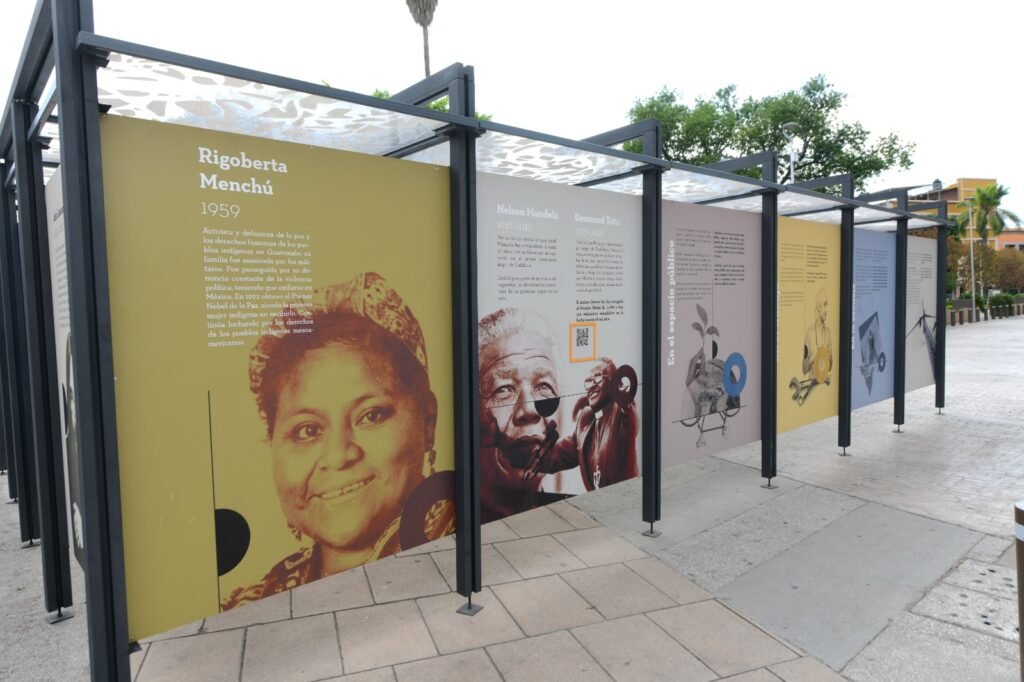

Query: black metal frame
[788,175,856,455]
[705,153,780,485]
[582,120,663,535]
[12,96,73,618]
[388,64,483,611]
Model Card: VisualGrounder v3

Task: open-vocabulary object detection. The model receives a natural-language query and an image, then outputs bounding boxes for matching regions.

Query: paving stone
[624,557,711,605]
[480,519,519,544]
[491,575,602,635]
[587,462,798,554]
[203,590,291,632]
[431,544,520,590]
[571,614,716,681]
[502,505,575,537]
[560,564,674,619]
[843,611,1018,682]
[554,527,648,566]
[968,534,1013,563]
[493,535,586,578]
[944,558,1018,601]
[547,500,602,529]
[657,485,865,591]
[335,602,436,674]
[769,656,846,681]
[912,582,1019,642]
[997,543,1017,570]
[137,630,244,682]
[242,613,341,681]
[487,630,612,681]
[394,649,501,681]
[324,668,395,681]
[718,502,980,670]
[416,587,523,654]
[365,555,449,604]
[291,566,374,617]
[140,618,204,643]
[394,534,455,557]
[647,601,796,677]
[719,670,782,682]
[660,453,732,488]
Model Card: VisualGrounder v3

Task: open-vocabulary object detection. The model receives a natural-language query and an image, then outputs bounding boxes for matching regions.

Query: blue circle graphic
[722,352,747,398]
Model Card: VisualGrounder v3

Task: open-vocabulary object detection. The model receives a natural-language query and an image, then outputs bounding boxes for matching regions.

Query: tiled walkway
[128,502,839,681]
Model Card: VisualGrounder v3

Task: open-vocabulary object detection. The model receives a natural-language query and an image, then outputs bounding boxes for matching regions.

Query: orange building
[909,178,1008,249]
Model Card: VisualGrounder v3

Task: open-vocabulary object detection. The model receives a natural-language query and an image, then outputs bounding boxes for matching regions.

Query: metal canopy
[94,52,454,158]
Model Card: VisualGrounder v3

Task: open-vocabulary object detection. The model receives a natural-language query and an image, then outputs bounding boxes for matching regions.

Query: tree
[955,184,1022,297]
[628,76,915,191]
[992,249,1024,293]
[405,0,439,78]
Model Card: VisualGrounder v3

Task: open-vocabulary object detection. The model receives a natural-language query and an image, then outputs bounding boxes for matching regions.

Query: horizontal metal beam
[383,128,453,159]
[791,173,854,198]
[582,120,659,148]
[697,187,771,206]
[705,151,777,175]
[27,79,58,141]
[576,163,660,188]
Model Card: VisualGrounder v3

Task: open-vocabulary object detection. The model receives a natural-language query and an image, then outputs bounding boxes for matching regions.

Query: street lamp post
[782,122,799,183]
[968,204,978,322]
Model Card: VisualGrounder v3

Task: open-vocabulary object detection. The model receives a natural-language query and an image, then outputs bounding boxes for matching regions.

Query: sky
[2,0,1022,216]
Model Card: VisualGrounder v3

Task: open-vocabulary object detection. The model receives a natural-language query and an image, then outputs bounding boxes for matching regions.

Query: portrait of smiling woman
[222,272,454,610]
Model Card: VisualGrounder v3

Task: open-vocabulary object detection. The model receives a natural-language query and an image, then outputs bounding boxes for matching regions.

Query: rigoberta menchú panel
[475,172,643,523]
[851,229,896,409]
[661,200,761,466]
[776,216,841,433]
[905,235,939,393]
[100,115,456,640]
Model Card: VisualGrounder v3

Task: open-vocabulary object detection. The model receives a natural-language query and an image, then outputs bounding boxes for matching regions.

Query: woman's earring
[288,523,302,541]
[427,448,437,476]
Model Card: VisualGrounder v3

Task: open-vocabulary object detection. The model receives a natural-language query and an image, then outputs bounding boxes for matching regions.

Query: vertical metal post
[53,0,131,677]
[935,223,947,412]
[640,129,662,535]
[760,161,779,486]
[12,99,73,617]
[446,68,483,614]
[1,179,41,542]
[893,217,908,431]
[837,206,854,454]
[0,180,20,501]
[1015,502,1024,682]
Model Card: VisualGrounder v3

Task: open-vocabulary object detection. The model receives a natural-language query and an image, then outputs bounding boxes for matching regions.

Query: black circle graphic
[535,396,561,418]
[613,364,639,407]
[214,508,250,577]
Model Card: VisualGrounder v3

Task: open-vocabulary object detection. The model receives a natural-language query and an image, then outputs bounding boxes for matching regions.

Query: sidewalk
[1,318,1021,681]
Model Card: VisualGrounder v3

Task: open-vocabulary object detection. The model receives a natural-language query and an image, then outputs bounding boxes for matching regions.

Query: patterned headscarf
[249,272,428,401]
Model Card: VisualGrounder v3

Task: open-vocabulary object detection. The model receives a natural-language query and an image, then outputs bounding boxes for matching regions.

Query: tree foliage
[992,249,1024,293]
[628,76,915,191]
[954,184,1022,297]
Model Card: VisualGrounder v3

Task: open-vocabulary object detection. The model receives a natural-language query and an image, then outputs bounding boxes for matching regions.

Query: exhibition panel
[905,235,939,393]
[661,200,761,465]
[777,216,841,433]
[851,229,897,409]
[99,115,456,640]
[475,172,643,521]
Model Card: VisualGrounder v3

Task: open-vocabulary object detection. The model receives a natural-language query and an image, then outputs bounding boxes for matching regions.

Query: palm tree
[405,0,439,78]
[957,184,1022,298]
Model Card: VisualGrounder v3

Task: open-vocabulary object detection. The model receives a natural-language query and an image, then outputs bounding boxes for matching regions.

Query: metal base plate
[21,539,36,548]
[761,483,778,489]
[641,529,662,538]
[456,602,483,617]
[45,608,74,624]
[893,427,903,433]
[839,449,852,457]
[129,641,143,654]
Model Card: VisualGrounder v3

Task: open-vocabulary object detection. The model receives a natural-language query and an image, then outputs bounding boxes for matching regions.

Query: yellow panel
[100,116,453,640]
[777,216,841,433]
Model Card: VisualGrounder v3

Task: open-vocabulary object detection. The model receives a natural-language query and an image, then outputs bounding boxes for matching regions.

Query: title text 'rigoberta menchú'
[197,146,288,196]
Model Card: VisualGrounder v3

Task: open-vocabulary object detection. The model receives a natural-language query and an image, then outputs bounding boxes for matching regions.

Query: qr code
[575,326,590,348]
